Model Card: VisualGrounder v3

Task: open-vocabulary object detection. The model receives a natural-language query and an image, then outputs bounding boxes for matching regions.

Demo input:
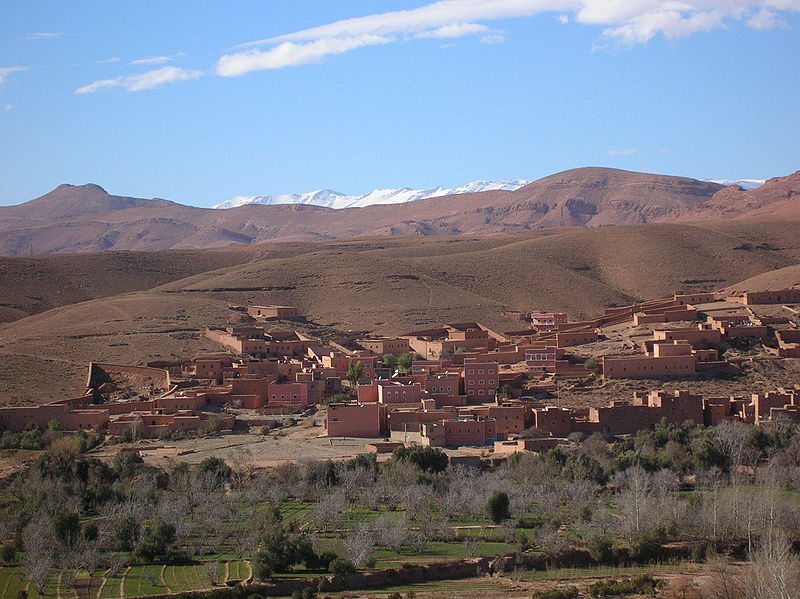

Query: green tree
[114,516,140,552]
[382,354,398,371]
[391,445,448,473]
[329,557,356,576]
[53,510,81,548]
[136,521,176,561]
[196,456,231,483]
[487,491,511,524]
[397,353,414,373]
[347,361,364,385]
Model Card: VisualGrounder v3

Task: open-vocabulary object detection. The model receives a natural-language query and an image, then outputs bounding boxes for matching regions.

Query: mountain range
[212,178,764,210]
[212,180,532,210]
[0,167,794,255]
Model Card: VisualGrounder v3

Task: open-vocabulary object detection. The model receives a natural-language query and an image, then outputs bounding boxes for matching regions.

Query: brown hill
[0,248,258,322]
[0,168,731,255]
[664,170,800,222]
[3,219,800,404]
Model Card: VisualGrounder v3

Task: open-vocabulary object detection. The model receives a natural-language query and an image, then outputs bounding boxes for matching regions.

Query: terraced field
[0,560,251,599]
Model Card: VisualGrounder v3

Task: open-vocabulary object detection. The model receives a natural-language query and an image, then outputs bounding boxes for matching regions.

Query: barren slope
[0,248,257,321]
[3,218,800,404]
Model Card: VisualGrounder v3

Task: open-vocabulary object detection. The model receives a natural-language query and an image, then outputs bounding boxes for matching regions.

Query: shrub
[487,491,511,524]
[587,532,615,564]
[532,587,579,599]
[589,575,663,597]
[629,528,666,563]
[329,557,356,576]
[391,445,448,473]
[0,543,16,564]
[196,456,231,482]
[135,521,176,561]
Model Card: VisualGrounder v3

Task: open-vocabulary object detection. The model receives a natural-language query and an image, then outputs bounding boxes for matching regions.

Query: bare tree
[344,523,375,568]
[746,532,800,599]
[205,560,221,586]
[23,516,55,593]
[614,465,653,539]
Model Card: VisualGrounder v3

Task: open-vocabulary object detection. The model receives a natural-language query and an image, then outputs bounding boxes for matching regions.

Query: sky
[1,1,799,207]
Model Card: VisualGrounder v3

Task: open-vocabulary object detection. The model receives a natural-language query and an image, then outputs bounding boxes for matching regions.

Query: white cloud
[747,8,789,29]
[130,52,185,66]
[97,56,121,64]
[217,34,391,77]
[24,32,63,41]
[216,0,800,77]
[4,103,12,112]
[415,23,489,39]
[607,148,638,156]
[0,66,27,87]
[75,66,203,94]
[480,32,507,44]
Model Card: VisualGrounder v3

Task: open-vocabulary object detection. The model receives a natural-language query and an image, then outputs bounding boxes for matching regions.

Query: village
[3,288,800,463]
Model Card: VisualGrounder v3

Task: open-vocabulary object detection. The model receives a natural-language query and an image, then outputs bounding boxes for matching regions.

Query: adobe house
[493,437,561,455]
[603,342,697,379]
[325,402,386,437]
[633,307,698,326]
[401,322,498,359]
[377,381,423,404]
[673,291,718,305]
[356,337,411,355]
[247,305,301,320]
[775,329,800,357]
[266,382,311,409]
[652,325,722,349]
[463,359,499,401]
[728,288,800,306]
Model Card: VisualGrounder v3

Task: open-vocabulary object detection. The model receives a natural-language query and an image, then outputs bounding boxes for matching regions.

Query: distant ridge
[0,167,795,255]
[212,179,531,209]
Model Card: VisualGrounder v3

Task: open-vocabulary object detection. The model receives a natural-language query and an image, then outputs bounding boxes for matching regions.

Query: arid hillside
[0,248,258,321]
[2,218,800,405]
[0,167,756,255]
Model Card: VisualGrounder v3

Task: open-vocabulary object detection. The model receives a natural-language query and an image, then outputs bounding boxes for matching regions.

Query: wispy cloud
[607,148,638,156]
[217,35,391,77]
[24,32,63,41]
[74,66,203,94]
[747,9,789,30]
[414,23,489,39]
[3,103,12,112]
[0,66,27,87]
[216,0,800,77]
[96,56,122,64]
[130,52,185,66]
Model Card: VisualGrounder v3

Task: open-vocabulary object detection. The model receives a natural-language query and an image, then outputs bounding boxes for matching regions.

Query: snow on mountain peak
[212,180,531,210]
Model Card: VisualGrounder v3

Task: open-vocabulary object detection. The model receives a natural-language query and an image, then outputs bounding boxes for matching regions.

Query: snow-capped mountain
[706,179,765,190]
[212,180,531,210]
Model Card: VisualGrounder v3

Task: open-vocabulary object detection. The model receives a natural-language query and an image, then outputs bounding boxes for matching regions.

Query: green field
[0,561,250,599]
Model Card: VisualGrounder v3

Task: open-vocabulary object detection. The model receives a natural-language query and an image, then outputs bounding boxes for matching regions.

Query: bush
[587,532,615,564]
[588,575,663,597]
[196,456,231,482]
[135,521,176,561]
[329,557,356,576]
[629,528,666,563]
[487,491,511,524]
[532,587,579,599]
[291,589,316,599]
[391,445,448,473]
[0,543,16,564]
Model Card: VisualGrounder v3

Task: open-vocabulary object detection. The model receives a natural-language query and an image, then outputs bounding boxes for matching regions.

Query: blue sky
[1,0,799,207]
